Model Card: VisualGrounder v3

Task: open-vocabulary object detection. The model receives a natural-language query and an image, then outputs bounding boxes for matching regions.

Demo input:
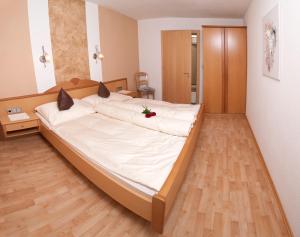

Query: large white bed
[37,94,201,196]
[31,78,204,233]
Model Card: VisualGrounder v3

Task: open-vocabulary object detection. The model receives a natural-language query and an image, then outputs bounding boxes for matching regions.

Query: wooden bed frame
[0,78,204,233]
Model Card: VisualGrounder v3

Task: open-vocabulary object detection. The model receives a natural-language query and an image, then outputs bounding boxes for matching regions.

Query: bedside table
[0,113,40,139]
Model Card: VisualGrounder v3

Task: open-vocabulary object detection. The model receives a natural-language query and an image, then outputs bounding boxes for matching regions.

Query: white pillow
[110,92,132,101]
[35,99,95,126]
[81,92,132,107]
[81,94,103,107]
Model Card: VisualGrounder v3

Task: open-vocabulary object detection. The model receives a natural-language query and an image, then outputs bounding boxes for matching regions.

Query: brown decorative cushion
[57,88,74,111]
[98,82,110,98]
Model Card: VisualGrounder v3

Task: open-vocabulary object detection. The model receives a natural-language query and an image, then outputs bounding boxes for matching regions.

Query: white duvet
[53,113,186,191]
[81,94,200,123]
[94,103,193,137]
[100,100,200,122]
[126,97,198,108]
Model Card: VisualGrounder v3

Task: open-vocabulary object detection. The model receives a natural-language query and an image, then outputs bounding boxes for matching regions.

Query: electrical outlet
[7,107,22,115]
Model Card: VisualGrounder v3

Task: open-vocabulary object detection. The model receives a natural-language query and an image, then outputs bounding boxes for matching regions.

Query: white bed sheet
[36,113,187,195]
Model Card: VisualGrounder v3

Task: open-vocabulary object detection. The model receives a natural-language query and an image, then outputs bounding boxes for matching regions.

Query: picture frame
[263,5,280,80]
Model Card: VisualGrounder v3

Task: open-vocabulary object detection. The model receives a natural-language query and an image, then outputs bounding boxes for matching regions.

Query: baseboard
[245,116,294,237]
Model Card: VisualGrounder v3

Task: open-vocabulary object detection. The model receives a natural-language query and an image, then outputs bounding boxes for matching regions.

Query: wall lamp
[39,45,51,68]
[93,45,104,63]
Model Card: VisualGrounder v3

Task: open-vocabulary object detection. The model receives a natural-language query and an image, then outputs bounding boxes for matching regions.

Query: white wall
[245,0,300,236]
[86,1,103,82]
[138,17,244,100]
[27,0,56,93]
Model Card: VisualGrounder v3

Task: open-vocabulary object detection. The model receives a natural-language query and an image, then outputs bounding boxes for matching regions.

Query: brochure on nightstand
[8,113,30,122]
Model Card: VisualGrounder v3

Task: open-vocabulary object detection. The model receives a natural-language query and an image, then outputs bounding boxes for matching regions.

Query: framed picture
[263,5,279,80]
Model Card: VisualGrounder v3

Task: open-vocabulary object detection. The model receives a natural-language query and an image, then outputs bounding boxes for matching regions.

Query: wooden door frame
[161,30,200,104]
[192,30,200,104]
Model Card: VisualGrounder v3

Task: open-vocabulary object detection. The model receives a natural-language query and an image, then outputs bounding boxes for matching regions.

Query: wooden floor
[0,114,290,237]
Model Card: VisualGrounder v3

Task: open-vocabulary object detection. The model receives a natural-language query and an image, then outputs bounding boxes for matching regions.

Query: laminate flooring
[0,114,291,237]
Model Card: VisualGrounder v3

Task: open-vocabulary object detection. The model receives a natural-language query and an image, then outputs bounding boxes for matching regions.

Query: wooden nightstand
[0,113,40,139]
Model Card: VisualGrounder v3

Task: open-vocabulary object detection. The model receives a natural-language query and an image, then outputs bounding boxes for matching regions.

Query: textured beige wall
[99,7,139,90]
[0,0,37,99]
[49,0,90,83]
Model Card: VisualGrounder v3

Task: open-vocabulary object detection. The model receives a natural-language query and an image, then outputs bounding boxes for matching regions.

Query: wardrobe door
[225,28,247,113]
[203,27,225,113]
[162,30,192,103]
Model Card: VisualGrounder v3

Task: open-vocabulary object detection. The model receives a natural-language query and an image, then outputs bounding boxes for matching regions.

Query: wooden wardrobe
[203,26,247,114]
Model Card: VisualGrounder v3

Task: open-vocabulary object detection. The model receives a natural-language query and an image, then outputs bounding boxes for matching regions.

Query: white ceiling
[90,0,252,20]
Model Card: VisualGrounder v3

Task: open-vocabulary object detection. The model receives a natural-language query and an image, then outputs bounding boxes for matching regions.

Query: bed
[1,78,204,233]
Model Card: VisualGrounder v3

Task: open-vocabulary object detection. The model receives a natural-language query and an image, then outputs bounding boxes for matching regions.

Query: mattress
[37,113,187,196]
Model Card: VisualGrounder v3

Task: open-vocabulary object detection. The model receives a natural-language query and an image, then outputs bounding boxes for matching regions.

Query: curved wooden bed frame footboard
[39,104,205,234]
[152,105,205,232]
[39,105,204,234]
[40,123,153,221]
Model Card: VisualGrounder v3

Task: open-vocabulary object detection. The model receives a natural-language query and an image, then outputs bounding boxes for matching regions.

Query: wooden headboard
[45,78,128,93]
[0,78,128,116]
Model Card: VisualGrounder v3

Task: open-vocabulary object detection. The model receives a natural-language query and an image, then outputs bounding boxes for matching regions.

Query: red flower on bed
[142,106,156,118]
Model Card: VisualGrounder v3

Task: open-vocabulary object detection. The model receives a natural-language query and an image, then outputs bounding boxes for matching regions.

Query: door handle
[184,73,191,79]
